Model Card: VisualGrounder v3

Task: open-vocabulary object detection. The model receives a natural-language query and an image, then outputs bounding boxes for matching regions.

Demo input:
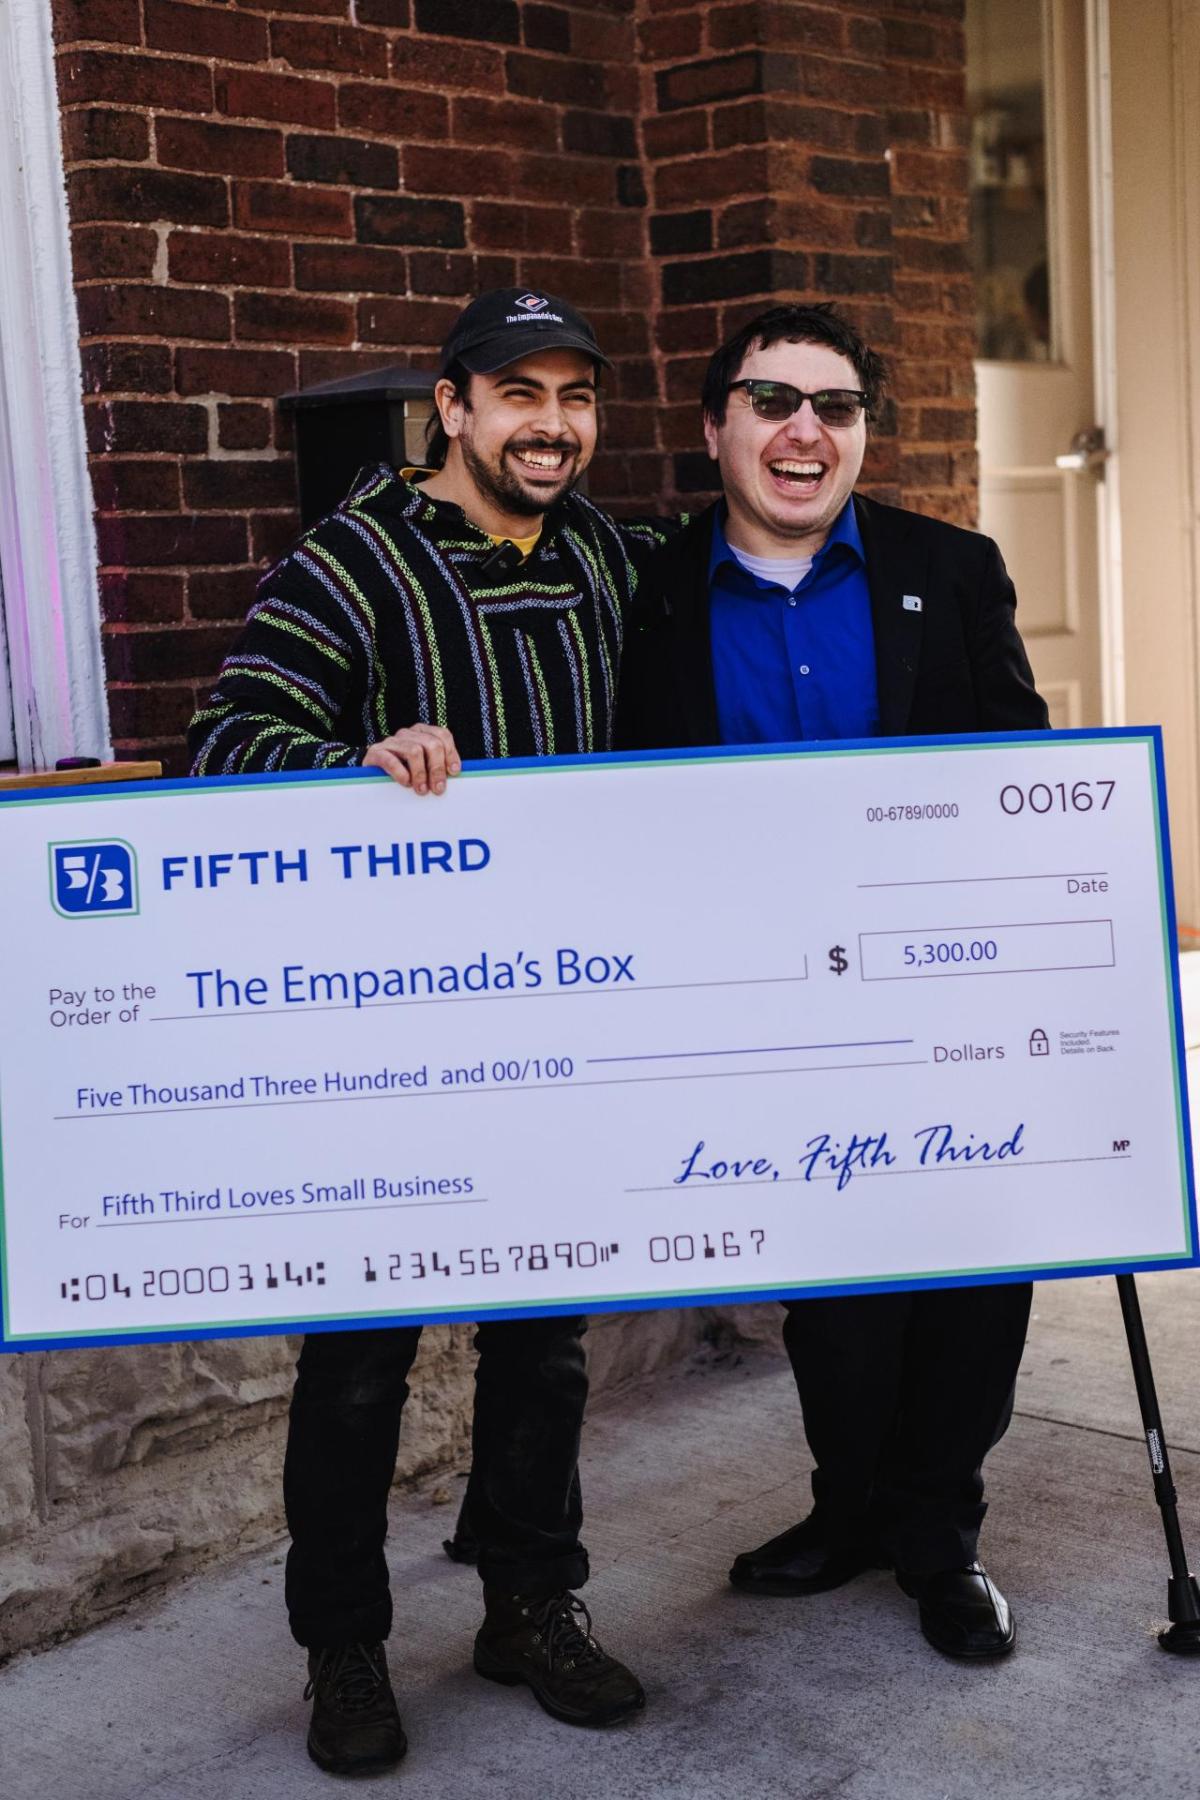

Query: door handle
[1055,426,1108,472]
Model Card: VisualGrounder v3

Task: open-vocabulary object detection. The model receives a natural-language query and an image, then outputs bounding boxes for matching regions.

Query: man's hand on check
[363,724,463,794]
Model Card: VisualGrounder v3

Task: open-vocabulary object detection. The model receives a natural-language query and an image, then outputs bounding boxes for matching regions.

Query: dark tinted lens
[811,391,864,427]
[746,382,800,421]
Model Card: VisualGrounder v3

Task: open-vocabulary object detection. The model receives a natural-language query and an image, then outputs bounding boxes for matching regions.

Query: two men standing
[191,288,1046,1775]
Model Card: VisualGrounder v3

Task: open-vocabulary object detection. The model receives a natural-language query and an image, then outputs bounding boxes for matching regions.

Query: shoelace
[531,1593,606,1673]
[304,1642,386,1712]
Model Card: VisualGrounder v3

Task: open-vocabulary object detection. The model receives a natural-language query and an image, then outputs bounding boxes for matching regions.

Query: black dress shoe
[729,1513,887,1596]
[897,1561,1015,1658]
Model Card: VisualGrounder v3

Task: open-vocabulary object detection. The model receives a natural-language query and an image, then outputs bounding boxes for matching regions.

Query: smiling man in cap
[190,290,668,1775]
[418,288,613,534]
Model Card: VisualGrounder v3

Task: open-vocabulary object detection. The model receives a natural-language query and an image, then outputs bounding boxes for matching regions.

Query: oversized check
[0,728,1194,1352]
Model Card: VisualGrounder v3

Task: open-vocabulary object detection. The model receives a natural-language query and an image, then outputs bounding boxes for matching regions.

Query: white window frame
[0,0,109,769]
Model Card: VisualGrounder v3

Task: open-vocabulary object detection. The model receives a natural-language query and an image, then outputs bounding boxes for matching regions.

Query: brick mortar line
[55,43,636,77]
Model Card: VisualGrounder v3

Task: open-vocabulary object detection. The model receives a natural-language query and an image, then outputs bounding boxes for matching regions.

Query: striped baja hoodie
[189,465,671,773]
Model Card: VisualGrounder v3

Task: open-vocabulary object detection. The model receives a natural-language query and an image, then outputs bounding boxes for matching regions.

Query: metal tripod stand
[1116,1272,1200,1652]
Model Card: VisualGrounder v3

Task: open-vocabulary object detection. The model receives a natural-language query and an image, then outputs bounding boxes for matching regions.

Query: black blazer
[616,494,1049,750]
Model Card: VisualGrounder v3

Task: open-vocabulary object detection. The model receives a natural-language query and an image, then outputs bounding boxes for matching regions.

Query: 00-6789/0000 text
[866,802,960,822]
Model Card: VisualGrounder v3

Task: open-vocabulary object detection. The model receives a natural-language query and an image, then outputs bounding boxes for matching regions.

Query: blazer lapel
[670,506,720,744]
[856,494,929,736]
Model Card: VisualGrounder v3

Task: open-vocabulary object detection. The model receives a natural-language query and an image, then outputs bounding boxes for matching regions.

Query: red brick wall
[51,0,974,773]
[639,1,975,517]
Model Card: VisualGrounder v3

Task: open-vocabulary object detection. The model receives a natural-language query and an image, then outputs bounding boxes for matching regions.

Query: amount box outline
[857,917,1116,980]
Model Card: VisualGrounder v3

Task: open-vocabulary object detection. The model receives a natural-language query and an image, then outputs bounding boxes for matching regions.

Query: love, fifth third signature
[673,1123,1027,1194]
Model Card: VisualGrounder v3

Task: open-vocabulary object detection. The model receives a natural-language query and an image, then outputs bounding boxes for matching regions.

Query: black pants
[782,1282,1033,1576]
[283,1316,590,1649]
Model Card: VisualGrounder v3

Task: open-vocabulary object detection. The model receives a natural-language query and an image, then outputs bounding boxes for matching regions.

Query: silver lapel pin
[902,594,923,613]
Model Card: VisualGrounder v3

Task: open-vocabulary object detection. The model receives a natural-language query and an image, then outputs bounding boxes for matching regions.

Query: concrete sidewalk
[4,1269,1200,1800]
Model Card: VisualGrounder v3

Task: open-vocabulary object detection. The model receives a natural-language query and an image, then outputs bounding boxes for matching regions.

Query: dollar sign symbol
[828,944,849,976]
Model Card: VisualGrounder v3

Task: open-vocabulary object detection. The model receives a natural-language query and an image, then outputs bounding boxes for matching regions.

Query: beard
[459,429,581,518]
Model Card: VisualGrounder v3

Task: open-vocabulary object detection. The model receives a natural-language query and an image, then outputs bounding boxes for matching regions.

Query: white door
[968,0,1103,728]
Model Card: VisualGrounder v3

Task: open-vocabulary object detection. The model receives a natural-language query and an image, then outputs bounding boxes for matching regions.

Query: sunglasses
[727,380,868,427]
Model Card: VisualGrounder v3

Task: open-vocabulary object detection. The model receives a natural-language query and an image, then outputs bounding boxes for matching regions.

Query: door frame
[975,0,1199,920]
[1098,0,1200,924]
[1085,0,1124,730]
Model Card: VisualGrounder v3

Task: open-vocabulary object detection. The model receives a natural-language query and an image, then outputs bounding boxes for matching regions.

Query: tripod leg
[1115,1273,1200,1653]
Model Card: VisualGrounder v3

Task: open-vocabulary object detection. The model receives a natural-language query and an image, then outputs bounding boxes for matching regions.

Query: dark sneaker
[474,1590,645,1727]
[304,1641,407,1775]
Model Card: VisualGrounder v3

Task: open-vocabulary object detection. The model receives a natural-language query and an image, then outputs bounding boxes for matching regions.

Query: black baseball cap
[438,287,611,376]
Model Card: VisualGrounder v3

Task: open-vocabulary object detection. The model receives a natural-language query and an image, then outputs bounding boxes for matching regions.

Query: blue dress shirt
[708,500,879,745]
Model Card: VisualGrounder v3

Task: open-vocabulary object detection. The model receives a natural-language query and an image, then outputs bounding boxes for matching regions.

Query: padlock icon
[1028,1028,1050,1056]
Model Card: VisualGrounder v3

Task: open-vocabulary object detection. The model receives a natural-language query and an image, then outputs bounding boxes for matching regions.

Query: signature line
[624,1152,1132,1193]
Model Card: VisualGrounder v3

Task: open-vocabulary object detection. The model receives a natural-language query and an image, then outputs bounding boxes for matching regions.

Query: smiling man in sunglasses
[619,301,1048,1662]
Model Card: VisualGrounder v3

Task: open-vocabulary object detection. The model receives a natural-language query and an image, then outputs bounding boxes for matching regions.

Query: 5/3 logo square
[49,840,139,918]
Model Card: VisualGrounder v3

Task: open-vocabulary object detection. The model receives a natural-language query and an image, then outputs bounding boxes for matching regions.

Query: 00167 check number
[865,777,1116,824]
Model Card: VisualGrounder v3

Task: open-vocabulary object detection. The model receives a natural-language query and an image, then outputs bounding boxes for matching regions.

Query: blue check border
[1,725,1195,1352]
